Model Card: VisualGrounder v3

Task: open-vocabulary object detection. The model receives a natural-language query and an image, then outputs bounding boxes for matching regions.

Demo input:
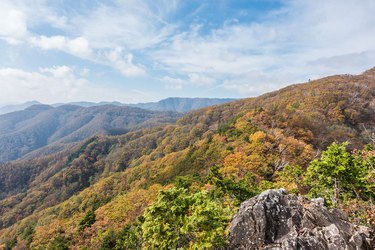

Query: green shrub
[77,209,96,232]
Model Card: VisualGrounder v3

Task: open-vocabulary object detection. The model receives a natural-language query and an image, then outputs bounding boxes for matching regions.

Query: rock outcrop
[229,189,374,249]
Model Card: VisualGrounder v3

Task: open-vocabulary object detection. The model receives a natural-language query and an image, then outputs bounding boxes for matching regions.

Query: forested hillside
[1,68,375,249]
[0,105,181,162]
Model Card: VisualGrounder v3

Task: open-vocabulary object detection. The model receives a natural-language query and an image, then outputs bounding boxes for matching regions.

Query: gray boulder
[228,189,374,249]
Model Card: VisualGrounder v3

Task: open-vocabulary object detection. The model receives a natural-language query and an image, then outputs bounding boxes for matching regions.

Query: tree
[4,237,17,250]
[278,164,304,195]
[99,229,118,250]
[207,166,259,205]
[181,192,234,248]
[142,187,234,249]
[305,142,372,205]
[142,187,192,248]
[116,216,144,249]
[47,235,69,250]
[78,209,96,232]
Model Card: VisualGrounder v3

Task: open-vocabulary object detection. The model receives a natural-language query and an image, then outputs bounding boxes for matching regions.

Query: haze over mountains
[0,97,236,115]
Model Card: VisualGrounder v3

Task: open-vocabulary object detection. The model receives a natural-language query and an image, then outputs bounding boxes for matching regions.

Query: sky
[0,0,375,105]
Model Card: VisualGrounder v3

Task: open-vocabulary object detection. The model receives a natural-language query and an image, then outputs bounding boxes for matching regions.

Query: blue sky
[0,0,375,105]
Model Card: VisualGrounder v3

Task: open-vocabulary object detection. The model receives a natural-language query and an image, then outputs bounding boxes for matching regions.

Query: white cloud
[152,21,282,75]
[222,70,297,96]
[0,0,166,78]
[31,36,146,77]
[0,0,65,44]
[80,68,90,76]
[152,0,375,95]
[161,73,216,90]
[188,73,216,86]
[39,65,75,78]
[30,36,92,58]
[104,48,146,77]
[0,1,28,44]
[1,0,375,98]
[75,0,177,50]
[162,76,185,90]
[0,66,146,106]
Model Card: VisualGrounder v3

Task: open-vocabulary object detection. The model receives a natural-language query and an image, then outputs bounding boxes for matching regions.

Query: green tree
[116,216,144,249]
[99,229,118,250]
[142,188,191,249]
[181,192,234,248]
[206,166,259,205]
[278,164,304,195]
[142,187,234,249]
[305,142,372,205]
[4,237,17,250]
[77,209,96,232]
[47,235,69,250]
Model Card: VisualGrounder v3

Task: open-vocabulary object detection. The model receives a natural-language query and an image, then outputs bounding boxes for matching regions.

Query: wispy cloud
[30,36,92,58]
[0,1,28,44]
[0,0,375,103]
[0,66,147,105]
[0,0,170,78]
[74,0,178,50]
[104,48,146,77]
[154,0,375,95]
[161,72,216,90]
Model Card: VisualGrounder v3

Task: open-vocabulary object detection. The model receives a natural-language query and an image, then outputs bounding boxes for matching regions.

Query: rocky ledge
[228,189,374,249]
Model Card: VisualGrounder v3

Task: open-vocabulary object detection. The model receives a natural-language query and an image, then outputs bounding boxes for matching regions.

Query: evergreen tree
[78,209,96,232]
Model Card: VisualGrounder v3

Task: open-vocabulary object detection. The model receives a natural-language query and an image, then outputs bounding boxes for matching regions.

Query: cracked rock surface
[228,189,374,249]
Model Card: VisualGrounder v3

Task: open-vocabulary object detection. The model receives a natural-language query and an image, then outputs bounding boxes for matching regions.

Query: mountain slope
[1,68,375,248]
[0,105,181,162]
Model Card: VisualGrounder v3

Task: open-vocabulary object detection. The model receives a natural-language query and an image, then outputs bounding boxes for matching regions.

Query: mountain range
[1,68,375,249]
[0,104,181,162]
[0,98,235,163]
[126,97,236,112]
[0,97,236,115]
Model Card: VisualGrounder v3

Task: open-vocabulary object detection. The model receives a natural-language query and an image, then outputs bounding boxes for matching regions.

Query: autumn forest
[1,68,375,249]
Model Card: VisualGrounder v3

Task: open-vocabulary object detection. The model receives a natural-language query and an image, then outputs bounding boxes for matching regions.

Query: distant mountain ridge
[0,97,236,162]
[0,104,181,162]
[0,100,41,115]
[0,97,236,114]
[51,101,123,108]
[127,97,236,112]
